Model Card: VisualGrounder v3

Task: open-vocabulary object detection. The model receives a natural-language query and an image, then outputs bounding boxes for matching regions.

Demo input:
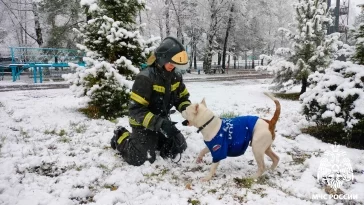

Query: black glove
[182,120,189,126]
[159,131,187,159]
[160,120,180,138]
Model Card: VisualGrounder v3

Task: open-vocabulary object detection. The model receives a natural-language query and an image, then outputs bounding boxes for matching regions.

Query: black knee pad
[111,126,130,150]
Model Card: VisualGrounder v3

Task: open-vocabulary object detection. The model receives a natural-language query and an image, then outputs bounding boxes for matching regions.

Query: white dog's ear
[195,103,199,113]
[201,98,206,107]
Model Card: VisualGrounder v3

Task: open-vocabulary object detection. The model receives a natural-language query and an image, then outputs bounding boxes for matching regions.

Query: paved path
[0,74,273,92]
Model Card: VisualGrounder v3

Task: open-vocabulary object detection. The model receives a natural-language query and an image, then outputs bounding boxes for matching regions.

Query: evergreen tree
[257,0,346,94]
[63,0,159,119]
[286,0,334,94]
[351,23,364,65]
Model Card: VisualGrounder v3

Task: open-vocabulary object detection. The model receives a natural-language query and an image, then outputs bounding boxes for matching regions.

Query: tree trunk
[158,19,164,40]
[193,44,197,70]
[170,0,184,44]
[139,10,143,35]
[270,45,275,56]
[222,5,234,71]
[165,0,170,37]
[245,51,248,69]
[17,0,24,46]
[24,9,28,46]
[189,42,194,69]
[300,77,307,94]
[202,0,219,73]
[203,36,214,73]
[252,48,255,69]
[86,5,92,21]
[217,52,221,65]
[32,2,43,46]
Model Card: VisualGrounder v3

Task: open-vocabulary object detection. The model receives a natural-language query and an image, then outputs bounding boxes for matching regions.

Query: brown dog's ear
[201,98,206,107]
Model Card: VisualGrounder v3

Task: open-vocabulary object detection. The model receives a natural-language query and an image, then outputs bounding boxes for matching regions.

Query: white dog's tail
[263,92,281,140]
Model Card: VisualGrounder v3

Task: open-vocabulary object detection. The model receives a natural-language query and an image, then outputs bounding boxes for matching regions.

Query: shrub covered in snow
[65,59,134,118]
[301,61,364,147]
[351,23,364,65]
[63,0,159,119]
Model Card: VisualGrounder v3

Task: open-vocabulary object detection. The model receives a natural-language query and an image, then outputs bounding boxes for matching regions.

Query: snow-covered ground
[0,79,363,205]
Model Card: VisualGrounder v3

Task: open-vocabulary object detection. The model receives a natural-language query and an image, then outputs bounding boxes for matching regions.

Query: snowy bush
[63,0,159,119]
[256,50,298,92]
[301,61,364,146]
[64,59,133,119]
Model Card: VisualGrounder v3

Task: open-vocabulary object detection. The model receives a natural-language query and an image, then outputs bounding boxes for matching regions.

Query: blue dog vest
[204,116,259,163]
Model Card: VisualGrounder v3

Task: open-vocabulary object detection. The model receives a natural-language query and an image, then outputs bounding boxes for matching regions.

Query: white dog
[181,92,281,181]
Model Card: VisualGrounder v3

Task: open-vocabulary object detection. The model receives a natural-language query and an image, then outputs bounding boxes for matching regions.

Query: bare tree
[0,0,43,46]
[144,0,166,38]
[32,1,43,46]
[202,0,229,73]
[0,7,8,45]
[170,0,187,44]
[221,2,234,72]
[184,0,204,69]
[165,0,170,36]
[39,0,82,48]
[141,0,295,70]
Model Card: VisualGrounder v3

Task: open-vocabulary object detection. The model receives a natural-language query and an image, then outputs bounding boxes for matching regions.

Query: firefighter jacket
[128,65,191,131]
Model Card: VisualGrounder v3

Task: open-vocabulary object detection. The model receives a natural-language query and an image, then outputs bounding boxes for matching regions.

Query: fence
[191,60,263,71]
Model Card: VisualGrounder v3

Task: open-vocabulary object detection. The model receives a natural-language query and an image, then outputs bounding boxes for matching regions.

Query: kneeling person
[110,37,191,166]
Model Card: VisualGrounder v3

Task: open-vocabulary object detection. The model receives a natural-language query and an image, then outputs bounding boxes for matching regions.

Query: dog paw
[201,177,210,182]
[201,175,213,182]
[196,157,203,163]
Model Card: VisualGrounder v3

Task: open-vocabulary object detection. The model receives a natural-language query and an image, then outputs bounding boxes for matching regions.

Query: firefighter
[110,36,191,166]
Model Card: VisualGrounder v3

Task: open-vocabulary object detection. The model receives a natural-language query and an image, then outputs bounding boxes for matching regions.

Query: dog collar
[197,116,215,133]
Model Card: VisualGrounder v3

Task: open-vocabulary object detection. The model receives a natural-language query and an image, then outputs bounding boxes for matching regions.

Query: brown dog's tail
[263,92,281,140]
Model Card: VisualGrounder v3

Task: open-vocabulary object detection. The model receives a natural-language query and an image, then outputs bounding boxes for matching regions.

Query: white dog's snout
[181,110,187,119]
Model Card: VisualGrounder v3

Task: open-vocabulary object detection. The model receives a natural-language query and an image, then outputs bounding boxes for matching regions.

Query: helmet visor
[171,50,188,65]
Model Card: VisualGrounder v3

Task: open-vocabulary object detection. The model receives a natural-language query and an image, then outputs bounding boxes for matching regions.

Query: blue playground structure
[0,47,85,83]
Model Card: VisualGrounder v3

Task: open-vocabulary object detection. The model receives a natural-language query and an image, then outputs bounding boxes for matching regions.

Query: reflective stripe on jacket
[128,66,191,131]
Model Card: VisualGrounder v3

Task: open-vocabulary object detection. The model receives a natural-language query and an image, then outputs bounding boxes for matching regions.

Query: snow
[1,79,363,205]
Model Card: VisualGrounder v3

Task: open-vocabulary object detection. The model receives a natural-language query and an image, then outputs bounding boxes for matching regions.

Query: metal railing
[4,47,85,83]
